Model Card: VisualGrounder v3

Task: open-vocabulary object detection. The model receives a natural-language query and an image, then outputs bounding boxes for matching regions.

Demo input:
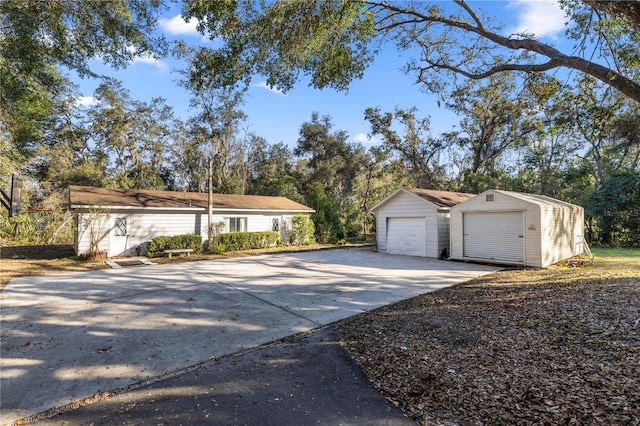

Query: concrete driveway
[1,248,499,424]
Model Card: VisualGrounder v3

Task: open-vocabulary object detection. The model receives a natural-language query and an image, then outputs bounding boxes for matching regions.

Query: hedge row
[147,234,202,257]
[209,231,279,254]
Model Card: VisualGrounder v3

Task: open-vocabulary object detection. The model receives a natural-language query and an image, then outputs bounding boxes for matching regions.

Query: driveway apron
[0,248,499,424]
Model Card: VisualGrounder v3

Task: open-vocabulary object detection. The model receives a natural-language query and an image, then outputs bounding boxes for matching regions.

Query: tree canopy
[182,0,640,102]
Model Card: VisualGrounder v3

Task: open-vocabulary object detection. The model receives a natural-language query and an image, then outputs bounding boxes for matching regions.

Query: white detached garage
[370,188,475,258]
[450,189,585,267]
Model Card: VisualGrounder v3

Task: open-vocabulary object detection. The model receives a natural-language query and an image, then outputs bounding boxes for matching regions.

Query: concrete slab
[0,248,499,424]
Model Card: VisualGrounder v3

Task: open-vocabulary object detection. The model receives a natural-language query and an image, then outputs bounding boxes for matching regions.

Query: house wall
[450,191,543,267]
[540,205,584,267]
[75,209,305,256]
[375,191,441,258]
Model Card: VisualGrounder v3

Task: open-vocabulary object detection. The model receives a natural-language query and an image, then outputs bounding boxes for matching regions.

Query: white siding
[451,190,583,267]
[75,212,111,255]
[540,204,584,266]
[75,209,307,256]
[374,191,440,258]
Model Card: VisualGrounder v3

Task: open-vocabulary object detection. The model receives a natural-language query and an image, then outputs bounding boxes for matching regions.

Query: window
[272,218,280,232]
[114,218,127,236]
[226,217,247,233]
[485,194,495,202]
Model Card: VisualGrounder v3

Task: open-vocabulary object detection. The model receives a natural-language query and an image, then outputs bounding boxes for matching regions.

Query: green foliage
[183,0,376,93]
[587,170,640,247]
[207,231,280,254]
[1,0,168,160]
[147,234,203,257]
[290,215,315,246]
[305,182,343,244]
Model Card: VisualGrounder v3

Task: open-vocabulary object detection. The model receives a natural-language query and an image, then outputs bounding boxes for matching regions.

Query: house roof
[370,187,476,211]
[69,185,314,212]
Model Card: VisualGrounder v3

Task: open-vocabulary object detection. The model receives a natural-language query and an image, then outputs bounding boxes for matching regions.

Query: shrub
[147,234,202,257]
[291,215,315,245]
[207,231,279,253]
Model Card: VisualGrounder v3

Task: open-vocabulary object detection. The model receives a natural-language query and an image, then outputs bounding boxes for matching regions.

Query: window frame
[225,217,247,233]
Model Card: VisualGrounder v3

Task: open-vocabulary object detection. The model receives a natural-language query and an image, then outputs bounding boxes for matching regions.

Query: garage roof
[490,190,583,211]
[69,185,314,212]
[370,187,476,211]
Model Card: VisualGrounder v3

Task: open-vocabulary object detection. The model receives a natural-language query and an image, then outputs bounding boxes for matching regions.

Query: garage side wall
[375,191,438,257]
[450,192,543,267]
[437,211,451,258]
[540,205,584,267]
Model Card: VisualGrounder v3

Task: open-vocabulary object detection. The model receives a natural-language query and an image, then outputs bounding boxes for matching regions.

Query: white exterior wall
[540,205,584,267]
[75,209,305,256]
[451,190,584,267]
[450,191,543,267]
[374,191,441,258]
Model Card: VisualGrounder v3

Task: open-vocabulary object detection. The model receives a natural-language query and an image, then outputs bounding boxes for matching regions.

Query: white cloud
[508,0,566,40]
[353,133,380,145]
[254,81,286,96]
[159,14,200,35]
[126,46,167,70]
[75,96,99,107]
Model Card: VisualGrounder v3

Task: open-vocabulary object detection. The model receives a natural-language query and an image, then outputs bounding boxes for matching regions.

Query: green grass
[592,246,640,258]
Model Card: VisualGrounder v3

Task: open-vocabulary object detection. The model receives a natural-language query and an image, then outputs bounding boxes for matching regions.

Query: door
[463,211,524,263]
[386,217,427,257]
[110,216,131,256]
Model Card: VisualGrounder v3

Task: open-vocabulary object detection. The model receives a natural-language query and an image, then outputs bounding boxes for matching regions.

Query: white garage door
[463,212,524,263]
[386,217,427,257]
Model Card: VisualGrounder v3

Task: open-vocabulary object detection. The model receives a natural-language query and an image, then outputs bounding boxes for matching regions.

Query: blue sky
[72,1,570,148]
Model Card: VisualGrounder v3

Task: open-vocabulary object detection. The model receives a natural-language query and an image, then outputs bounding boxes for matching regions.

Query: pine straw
[338,252,640,425]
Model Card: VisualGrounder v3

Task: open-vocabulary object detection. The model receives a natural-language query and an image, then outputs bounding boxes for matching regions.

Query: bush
[147,234,202,257]
[291,215,315,245]
[207,231,279,253]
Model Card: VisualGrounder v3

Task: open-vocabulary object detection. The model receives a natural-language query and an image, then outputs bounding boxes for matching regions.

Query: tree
[90,78,176,189]
[248,142,302,201]
[1,0,168,157]
[182,0,640,102]
[295,113,361,229]
[364,106,449,189]
[588,170,640,246]
[444,73,538,192]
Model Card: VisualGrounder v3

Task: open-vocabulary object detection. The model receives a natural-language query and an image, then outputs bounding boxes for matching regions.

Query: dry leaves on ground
[338,256,640,425]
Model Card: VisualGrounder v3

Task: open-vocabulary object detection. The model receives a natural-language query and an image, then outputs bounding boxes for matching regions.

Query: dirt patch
[0,244,75,260]
[338,258,640,425]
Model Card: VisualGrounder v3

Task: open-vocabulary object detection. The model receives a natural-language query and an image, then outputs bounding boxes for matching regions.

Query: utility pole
[208,156,213,243]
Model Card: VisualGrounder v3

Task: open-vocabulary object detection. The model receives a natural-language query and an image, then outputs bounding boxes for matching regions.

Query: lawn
[337,248,640,425]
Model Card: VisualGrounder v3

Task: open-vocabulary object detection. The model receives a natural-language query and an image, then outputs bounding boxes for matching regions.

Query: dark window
[226,217,247,233]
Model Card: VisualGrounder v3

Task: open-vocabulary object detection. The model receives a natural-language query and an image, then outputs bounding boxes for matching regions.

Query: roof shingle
[69,185,314,212]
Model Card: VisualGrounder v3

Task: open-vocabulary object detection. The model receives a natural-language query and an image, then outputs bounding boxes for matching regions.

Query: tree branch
[369,0,640,103]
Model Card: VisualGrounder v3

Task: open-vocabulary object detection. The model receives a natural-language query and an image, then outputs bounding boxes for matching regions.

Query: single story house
[69,185,314,257]
[450,189,585,267]
[370,188,475,258]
